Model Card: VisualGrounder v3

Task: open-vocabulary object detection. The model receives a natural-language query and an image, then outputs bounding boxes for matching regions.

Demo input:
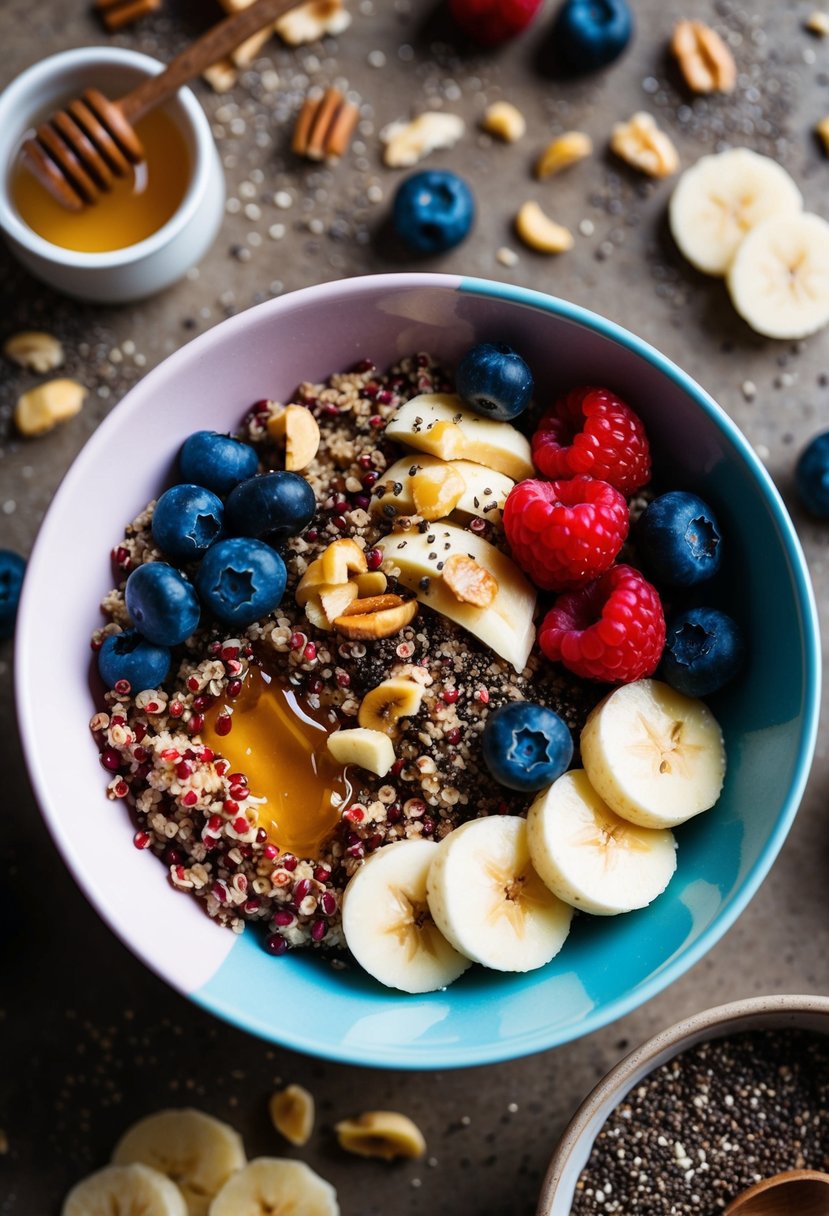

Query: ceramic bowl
[15,274,820,1068]
[0,47,224,302]
[537,993,829,1214]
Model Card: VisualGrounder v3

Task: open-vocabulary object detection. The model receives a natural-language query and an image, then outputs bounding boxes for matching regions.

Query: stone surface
[1,1,829,1213]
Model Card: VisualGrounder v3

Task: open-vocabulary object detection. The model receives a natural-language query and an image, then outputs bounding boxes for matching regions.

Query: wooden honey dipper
[19,0,304,212]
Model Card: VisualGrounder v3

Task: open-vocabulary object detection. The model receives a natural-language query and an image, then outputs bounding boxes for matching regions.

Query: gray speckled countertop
[2,1,829,1213]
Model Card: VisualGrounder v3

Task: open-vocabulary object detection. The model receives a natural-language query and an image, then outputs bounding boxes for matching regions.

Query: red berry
[532,386,651,495]
[503,476,628,592]
[539,564,665,683]
[449,0,542,45]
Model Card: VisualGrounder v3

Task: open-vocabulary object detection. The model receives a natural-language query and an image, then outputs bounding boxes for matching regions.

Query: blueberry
[482,701,574,793]
[97,628,171,691]
[636,491,722,586]
[796,431,829,517]
[392,170,475,255]
[455,342,534,422]
[196,537,287,628]
[152,484,225,563]
[0,549,26,640]
[659,607,745,698]
[554,0,633,72]
[225,472,316,547]
[125,562,201,647]
[179,431,259,495]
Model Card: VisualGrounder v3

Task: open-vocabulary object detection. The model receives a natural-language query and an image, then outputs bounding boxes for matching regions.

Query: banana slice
[112,1109,246,1216]
[376,520,536,672]
[580,679,726,830]
[727,212,829,339]
[327,726,396,776]
[526,769,677,916]
[63,1164,187,1216]
[371,455,514,524]
[426,816,573,972]
[209,1159,338,1216]
[385,393,534,481]
[341,839,472,993]
[358,677,424,735]
[669,148,803,275]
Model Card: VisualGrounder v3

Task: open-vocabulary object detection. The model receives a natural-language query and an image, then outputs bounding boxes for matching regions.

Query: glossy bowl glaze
[15,274,820,1068]
[537,994,829,1214]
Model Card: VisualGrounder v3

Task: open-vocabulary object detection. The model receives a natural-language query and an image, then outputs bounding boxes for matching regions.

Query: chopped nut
[334,597,418,640]
[231,25,273,67]
[269,1084,315,1147]
[341,593,405,616]
[304,598,330,630]
[3,331,64,373]
[321,538,367,584]
[535,131,593,179]
[267,404,321,470]
[442,553,498,607]
[817,116,829,154]
[496,246,519,267]
[411,463,466,521]
[292,87,359,161]
[94,0,160,31]
[610,112,679,178]
[515,201,574,254]
[806,10,829,35]
[15,378,86,437]
[275,0,351,45]
[481,100,526,143]
[319,581,360,624]
[671,20,737,93]
[335,1110,427,1161]
[381,112,465,168]
[202,59,238,93]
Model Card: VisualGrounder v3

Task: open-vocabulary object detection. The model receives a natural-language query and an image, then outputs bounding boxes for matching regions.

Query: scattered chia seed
[571,1029,829,1215]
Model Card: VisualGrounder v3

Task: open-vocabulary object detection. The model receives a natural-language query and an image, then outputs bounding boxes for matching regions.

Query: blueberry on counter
[392,170,475,255]
[636,491,722,586]
[0,549,26,640]
[226,472,316,546]
[125,562,201,648]
[178,430,259,495]
[97,628,171,692]
[553,0,633,72]
[152,484,225,563]
[796,431,829,517]
[659,607,745,698]
[482,701,574,793]
[196,537,287,628]
[456,342,534,422]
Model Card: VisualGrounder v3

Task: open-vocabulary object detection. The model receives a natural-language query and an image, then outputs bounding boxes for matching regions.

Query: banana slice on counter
[63,1164,187,1216]
[580,679,726,830]
[341,839,472,993]
[112,1109,245,1216]
[426,816,573,973]
[384,393,534,481]
[527,769,677,916]
[669,148,802,275]
[376,520,536,673]
[726,212,829,339]
[209,1159,338,1216]
[370,455,514,524]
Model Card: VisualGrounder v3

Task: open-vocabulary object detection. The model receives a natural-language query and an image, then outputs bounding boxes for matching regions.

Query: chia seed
[571,1029,829,1215]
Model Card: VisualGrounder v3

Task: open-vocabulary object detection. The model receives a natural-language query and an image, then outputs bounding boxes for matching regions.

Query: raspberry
[532,385,651,495]
[539,564,666,683]
[503,476,629,592]
[449,0,543,46]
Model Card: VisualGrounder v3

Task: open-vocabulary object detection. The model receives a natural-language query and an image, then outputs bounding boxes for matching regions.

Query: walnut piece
[481,101,526,143]
[442,553,498,608]
[514,201,574,254]
[275,0,351,46]
[610,112,679,178]
[15,379,86,437]
[381,113,465,168]
[535,131,593,179]
[671,20,737,94]
[3,331,64,373]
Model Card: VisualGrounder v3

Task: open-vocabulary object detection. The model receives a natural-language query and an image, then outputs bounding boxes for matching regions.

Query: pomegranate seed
[366,833,384,851]
[192,694,212,712]
[161,748,180,762]
[273,910,295,927]
[469,516,488,534]
[281,854,298,872]
[221,645,239,661]
[215,759,230,776]
[212,882,227,903]
[215,713,232,736]
[90,637,103,652]
[447,727,462,746]
[331,498,349,515]
[226,679,243,698]
[169,701,184,718]
[363,381,379,399]
[114,679,131,696]
[163,846,182,866]
[113,780,129,798]
[336,671,351,688]
[256,828,268,843]
[133,722,147,742]
[229,772,247,785]
[387,803,403,824]
[368,414,384,429]
[477,688,490,704]
[305,528,319,542]
[144,701,159,714]
[188,713,205,734]
[344,806,364,823]
[135,763,151,781]
[110,715,125,726]
[352,357,375,373]
[263,843,279,860]
[294,878,311,901]
[442,688,459,704]
[321,892,337,916]
[208,814,223,833]
[132,746,148,763]
[225,658,243,676]
[422,817,435,835]
[289,632,305,651]
[303,642,317,662]
[224,799,240,816]
[314,865,330,881]
[175,760,193,780]
[346,843,365,858]
[233,816,249,834]
[354,494,371,510]
[311,919,327,942]
[244,896,261,914]
[181,790,198,807]
[208,641,222,655]
[357,453,373,470]
[174,865,186,881]
[390,759,405,777]
[365,546,383,569]
[133,831,151,850]
[331,515,347,531]
[200,748,215,763]
[307,677,323,695]
[229,784,247,801]
[101,748,122,772]
[187,676,200,693]
[376,389,394,405]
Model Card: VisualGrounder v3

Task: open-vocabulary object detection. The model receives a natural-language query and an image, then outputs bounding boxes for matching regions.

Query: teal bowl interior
[15,273,820,1068]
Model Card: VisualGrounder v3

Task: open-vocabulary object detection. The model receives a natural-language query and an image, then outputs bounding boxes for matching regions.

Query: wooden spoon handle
[118,0,302,124]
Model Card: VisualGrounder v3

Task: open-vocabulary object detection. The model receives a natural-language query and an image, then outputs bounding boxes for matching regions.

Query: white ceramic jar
[0,46,225,303]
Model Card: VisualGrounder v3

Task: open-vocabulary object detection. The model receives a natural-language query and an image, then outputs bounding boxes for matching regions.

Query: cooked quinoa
[90,355,600,956]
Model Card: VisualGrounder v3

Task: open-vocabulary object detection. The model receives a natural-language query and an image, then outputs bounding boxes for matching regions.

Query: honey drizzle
[202,666,350,859]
